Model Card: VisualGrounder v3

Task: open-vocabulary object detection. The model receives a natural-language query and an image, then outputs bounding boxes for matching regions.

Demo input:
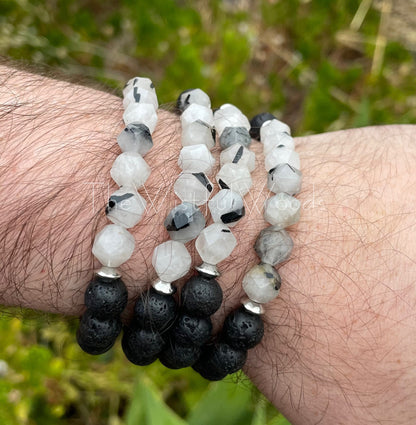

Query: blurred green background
[1,0,415,424]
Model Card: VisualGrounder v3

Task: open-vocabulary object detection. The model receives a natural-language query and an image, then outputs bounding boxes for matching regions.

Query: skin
[1,63,416,425]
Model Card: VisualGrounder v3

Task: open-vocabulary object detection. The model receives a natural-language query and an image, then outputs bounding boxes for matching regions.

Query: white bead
[122,87,158,110]
[208,189,245,227]
[220,144,255,172]
[263,132,295,155]
[181,120,215,150]
[123,77,155,97]
[117,123,153,156]
[174,172,213,206]
[264,193,301,228]
[216,163,252,196]
[106,186,147,228]
[152,240,192,282]
[177,88,211,110]
[219,103,244,115]
[195,223,237,265]
[92,224,135,267]
[178,144,215,174]
[264,146,300,171]
[181,104,214,128]
[268,164,302,195]
[214,105,250,136]
[260,118,291,139]
[123,103,158,132]
[242,263,281,304]
[110,152,151,189]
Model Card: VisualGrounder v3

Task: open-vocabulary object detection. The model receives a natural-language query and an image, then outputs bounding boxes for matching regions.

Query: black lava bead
[181,275,223,317]
[159,340,201,369]
[249,112,276,140]
[172,314,212,347]
[133,288,177,332]
[84,276,128,319]
[122,326,165,366]
[222,307,264,350]
[76,311,122,355]
[193,342,247,381]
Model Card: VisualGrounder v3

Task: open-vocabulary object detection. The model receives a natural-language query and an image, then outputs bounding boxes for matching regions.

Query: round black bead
[181,275,223,317]
[249,112,276,140]
[222,307,264,350]
[159,340,201,369]
[84,276,128,319]
[133,288,177,332]
[122,326,165,366]
[173,314,212,347]
[76,310,122,355]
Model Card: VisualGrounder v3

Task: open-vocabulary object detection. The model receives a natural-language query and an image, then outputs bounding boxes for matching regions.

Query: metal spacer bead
[195,262,221,278]
[242,297,265,315]
[152,279,176,295]
[96,266,121,279]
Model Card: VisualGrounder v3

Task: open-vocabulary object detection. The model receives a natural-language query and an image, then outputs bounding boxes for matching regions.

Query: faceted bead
[268,164,302,195]
[264,192,301,228]
[106,186,147,228]
[208,189,245,228]
[254,227,294,266]
[123,103,158,132]
[249,112,276,140]
[117,123,153,156]
[122,87,158,110]
[263,132,295,155]
[152,240,192,282]
[181,120,215,150]
[174,172,213,206]
[92,224,135,267]
[181,103,214,128]
[220,143,255,172]
[214,105,250,137]
[176,88,211,113]
[260,118,291,139]
[219,127,251,150]
[216,163,252,196]
[123,76,156,98]
[178,144,215,174]
[242,263,281,304]
[265,145,300,171]
[164,202,205,243]
[195,223,237,265]
[110,152,151,189]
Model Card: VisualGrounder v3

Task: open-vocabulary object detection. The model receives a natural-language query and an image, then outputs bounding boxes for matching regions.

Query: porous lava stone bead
[172,313,212,347]
[133,288,177,332]
[159,340,201,369]
[193,342,247,381]
[181,275,223,317]
[249,112,276,140]
[122,326,165,366]
[222,307,264,350]
[84,276,128,318]
[76,310,122,355]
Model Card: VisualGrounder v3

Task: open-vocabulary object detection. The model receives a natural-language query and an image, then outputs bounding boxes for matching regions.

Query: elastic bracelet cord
[76,77,159,355]
[193,113,302,381]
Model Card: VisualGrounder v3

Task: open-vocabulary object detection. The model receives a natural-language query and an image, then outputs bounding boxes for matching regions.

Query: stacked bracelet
[77,77,158,355]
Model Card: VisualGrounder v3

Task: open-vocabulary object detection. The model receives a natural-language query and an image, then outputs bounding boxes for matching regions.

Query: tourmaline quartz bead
[260,118,291,139]
[110,152,151,189]
[178,144,215,174]
[219,127,251,149]
[249,112,277,140]
[181,121,215,150]
[117,123,153,156]
[174,172,213,206]
[268,164,302,195]
[106,186,147,228]
[195,223,237,265]
[208,189,245,227]
[214,105,251,137]
[122,87,158,110]
[220,143,255,172]
[92,224,135,267]
[152,240,192,282]
[264,192,301,228]
[216,163,252,196]
[265,145,300,172]
[123,102,158,132]
[242,263,282,304]
[176,88,211,113]
[262,132,295,155]
[181,103,214,128]
[164,202,205,243]
[254,228,294,266]
[123,76,155,98]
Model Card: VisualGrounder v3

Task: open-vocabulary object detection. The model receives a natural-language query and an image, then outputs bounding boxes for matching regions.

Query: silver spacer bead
[194,262,221,278]
[96,266,121,279]
[242,297,265,315]
[152,278,175,295]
